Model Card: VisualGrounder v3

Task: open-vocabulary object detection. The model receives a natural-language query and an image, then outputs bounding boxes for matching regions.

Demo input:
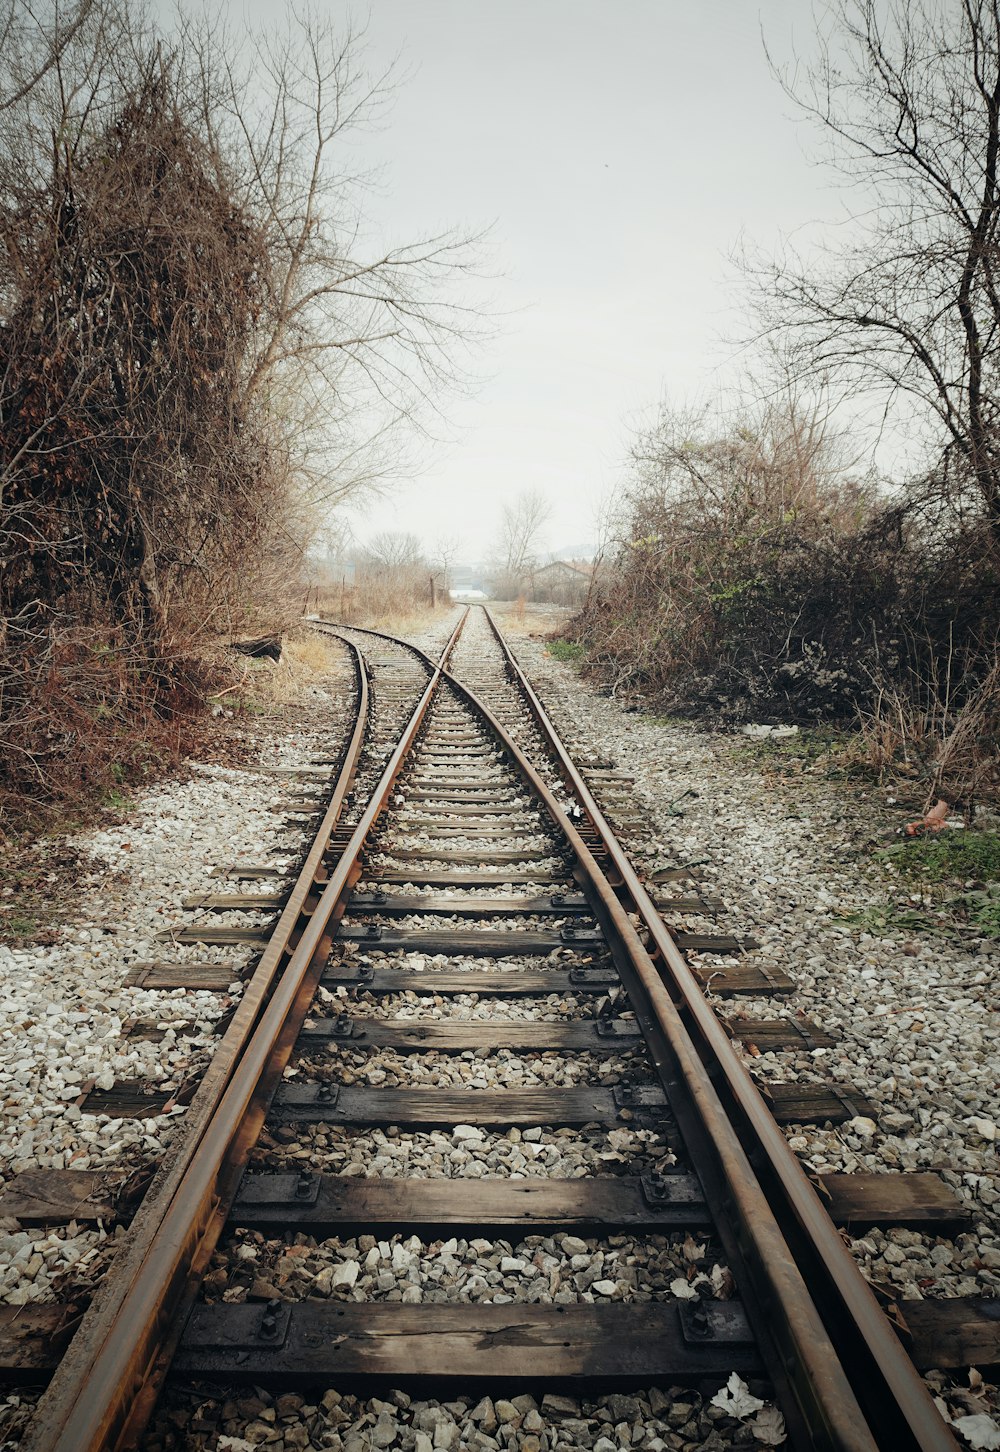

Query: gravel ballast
[496,606,999,1439]
[3,605,996,1450]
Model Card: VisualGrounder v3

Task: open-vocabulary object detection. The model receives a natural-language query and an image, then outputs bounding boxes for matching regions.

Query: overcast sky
[237,2,841,562]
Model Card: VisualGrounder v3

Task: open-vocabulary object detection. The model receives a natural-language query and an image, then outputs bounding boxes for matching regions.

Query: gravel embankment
[0,640,370,1446]
[501,611,1000,1438]
[0,648,354,1218]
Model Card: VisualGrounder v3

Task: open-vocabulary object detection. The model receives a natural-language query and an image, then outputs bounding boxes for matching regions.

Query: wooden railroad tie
[0,1166,973,1237]
[73,1078,877,1128]
[1,1296,996,1381]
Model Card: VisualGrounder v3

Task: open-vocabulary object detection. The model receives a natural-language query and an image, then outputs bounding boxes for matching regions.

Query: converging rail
[1,605,975,1451]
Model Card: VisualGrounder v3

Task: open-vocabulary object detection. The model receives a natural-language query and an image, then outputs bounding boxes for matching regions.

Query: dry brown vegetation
[311,533,447,635]
[576,0,1000,810]
[574,398,1000,808]
[0,0,480,836]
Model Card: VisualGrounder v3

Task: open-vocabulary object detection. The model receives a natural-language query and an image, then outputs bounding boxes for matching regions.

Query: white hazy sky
[237,1,841,561]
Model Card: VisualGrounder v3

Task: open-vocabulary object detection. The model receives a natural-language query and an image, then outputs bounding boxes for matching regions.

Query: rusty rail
[23,614,468,1452]
[476,605,956,1452]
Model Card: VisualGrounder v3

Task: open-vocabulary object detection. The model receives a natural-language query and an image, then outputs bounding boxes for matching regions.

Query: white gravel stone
[0,646,359,1310]
[497,606,1000,1419]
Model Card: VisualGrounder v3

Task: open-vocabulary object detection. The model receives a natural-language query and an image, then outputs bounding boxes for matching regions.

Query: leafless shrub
[851,653,1000,812]
[576,399,1000,787]
[578,397,878,708]
[0,0,483,834]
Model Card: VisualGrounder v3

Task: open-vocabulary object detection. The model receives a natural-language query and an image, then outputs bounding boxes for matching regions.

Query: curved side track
[20,616,466,1452]
[11,606,958,1452]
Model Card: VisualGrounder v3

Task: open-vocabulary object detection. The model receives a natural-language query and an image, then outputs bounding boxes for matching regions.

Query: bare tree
[0,2,486,643]
[490,487,552,596]
[0,0,98,113]
[363,531,425,570]
[431,533,462,590]
[747,0,1000,532]
[188,8,489,511]
[350,530,429,618]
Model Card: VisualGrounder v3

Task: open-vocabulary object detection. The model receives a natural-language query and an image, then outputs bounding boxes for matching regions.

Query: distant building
[449,563,488,594]
[529,559,593,606]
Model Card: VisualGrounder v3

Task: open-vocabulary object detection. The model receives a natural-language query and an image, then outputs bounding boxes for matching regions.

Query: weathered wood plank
[900,1298,1000,1370]
[418,751,496,760]
[1,1166,967,1235]
[422,731,484,739]
[401,789,521,802]
[297,1017,639,1050]
[674,934,756,955]
[209,865,287,880]
[335,927,603,957]
[392,823,546,837]
[156,925,271,945]
[271,1084,666,1127]
[173,1302,760,1384]
[819,1173,970,1229]
[764,1084,877,1125]
[79,1085,173,1118]
[420,740,488,750]
[647,868,702,884]
[231,1172,709,1232]
[690,963,795,994]
[0,1170,122,1224]
[369,871,571,887]
[393,803,527,817]
[652,895,725,913]
[127,1020,203,1042]
[386,849,560,865]
[321,966,618,995]
[347,893,590,918]
[0,1307,71,1377]
[724,1017,836,1050]
[124,963,243,991]
[181,894,285,911]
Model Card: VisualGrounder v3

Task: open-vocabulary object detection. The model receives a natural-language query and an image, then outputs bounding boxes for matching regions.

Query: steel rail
[23,614,468,1452]
[478,605,957,1452]
[330,619,871,1452]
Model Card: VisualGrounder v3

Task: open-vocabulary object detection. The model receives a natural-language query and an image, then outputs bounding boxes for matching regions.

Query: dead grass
[845,659,1000,813]
[313,580,450,639]
[0,839,97,946]
[204,628,351,717]
[490,600,573,638]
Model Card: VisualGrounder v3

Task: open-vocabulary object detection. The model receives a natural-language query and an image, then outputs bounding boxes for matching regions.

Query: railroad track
[0,605,991,1451]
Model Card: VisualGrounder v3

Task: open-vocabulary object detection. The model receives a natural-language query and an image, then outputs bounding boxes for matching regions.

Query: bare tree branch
[749,0,1000,529]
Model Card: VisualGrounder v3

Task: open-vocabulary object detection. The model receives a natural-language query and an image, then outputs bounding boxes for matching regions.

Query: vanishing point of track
[6,606,964,1451]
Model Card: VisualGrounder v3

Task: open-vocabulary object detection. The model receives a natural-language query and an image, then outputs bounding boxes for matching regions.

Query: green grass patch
[851,830,1000,942]
[0,842,84,945]
[546,638,586,663]
[954,884,1000,937]
[4,912,40,938]
[876,831,1000,884]
[228,693,271,716]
